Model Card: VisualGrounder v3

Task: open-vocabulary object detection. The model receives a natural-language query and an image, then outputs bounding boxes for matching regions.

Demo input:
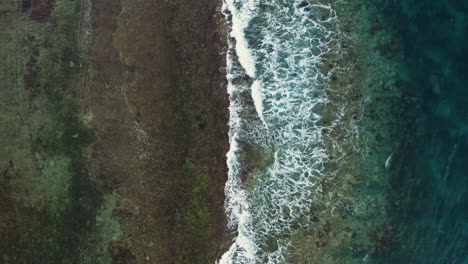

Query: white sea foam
[251,80,268,129]
[220,133,258,264]
[224,0,257,78]
[385,154,392,169]
[220,1,341,263]
[219,0,259,261]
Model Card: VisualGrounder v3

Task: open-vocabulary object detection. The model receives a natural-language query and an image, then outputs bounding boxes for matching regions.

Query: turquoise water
[369,1,468,263]
[220,0,467,263]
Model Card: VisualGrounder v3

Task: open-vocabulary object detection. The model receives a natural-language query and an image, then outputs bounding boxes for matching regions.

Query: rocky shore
[0,0,420,263]
[0,0,230,263]
[85,0,231,262]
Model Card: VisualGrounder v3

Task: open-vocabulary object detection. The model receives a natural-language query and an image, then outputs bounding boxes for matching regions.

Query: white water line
[218,0,260,263]
[219,1,341,263]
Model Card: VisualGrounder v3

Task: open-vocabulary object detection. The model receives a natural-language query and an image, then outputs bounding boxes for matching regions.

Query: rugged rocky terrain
[0,0,229,263]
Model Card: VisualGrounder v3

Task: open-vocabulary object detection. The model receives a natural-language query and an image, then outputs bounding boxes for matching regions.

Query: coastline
[220,0,467,263]
[216,0,404,261]
[2,0,464,263]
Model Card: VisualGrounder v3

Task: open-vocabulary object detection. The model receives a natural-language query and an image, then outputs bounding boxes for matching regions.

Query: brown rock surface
[85,0,230,263]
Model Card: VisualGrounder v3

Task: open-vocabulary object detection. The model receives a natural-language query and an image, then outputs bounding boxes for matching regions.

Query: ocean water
[220,0,340,263]
[367,0,468,263]
[219,0,468,263]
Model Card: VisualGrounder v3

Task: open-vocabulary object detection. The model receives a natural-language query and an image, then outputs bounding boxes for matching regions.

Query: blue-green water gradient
[372,1,468,263]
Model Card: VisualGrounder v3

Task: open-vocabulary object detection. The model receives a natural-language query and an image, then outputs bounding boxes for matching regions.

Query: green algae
[84,191,123,264]
[0,1,121,263]
[174,160,216,264]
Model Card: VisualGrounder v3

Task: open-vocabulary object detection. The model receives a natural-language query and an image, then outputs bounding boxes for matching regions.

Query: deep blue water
[372,1,468,263]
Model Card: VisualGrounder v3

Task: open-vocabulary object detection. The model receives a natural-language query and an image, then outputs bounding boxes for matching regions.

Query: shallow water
[368,0,468,263]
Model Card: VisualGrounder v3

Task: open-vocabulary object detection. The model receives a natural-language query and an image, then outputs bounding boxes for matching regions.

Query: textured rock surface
[0,0,230,263]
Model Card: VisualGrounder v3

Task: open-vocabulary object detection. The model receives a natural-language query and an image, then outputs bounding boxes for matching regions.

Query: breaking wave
[220,1,340,263]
